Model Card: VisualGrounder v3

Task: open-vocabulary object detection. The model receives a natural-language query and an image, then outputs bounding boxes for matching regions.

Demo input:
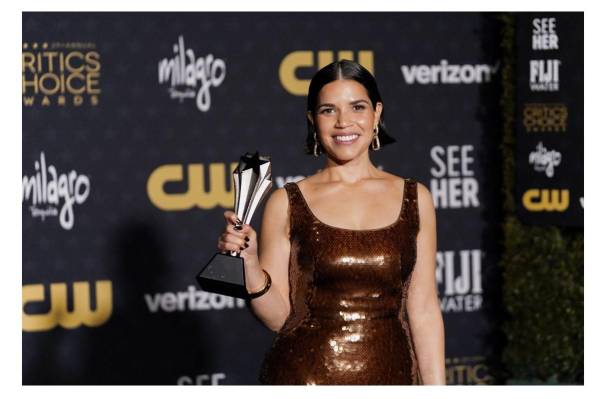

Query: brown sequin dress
[258,178,422,385]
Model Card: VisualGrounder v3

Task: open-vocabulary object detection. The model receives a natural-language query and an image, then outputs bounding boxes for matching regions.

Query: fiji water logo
[158,35,226,112]
[22,152,90,230]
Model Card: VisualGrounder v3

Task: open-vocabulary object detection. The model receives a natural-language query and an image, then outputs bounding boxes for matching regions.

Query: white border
[4,1,597,399]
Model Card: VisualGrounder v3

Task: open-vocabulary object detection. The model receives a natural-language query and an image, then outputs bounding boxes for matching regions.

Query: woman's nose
[335,109,352,128]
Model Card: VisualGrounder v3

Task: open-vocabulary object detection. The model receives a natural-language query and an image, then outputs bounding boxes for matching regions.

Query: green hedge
[498,13,584,384]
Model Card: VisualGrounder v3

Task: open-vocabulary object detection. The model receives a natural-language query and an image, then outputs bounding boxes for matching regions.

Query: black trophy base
[196,252,249,299]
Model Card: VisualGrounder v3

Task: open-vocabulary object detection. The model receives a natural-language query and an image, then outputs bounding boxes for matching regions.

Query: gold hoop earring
[313,130,321,156]
[371,126,381,151]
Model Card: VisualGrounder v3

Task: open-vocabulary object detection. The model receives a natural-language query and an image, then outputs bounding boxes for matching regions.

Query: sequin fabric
[258,178,422,385]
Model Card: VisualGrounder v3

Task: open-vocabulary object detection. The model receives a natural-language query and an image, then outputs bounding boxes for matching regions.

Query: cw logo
[22,280,112,332]
[522,188,569,211]
[147,162,237,210]
[279,50,374,96]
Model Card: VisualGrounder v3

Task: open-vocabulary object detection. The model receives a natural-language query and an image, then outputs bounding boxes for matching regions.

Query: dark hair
[304,59,396,155]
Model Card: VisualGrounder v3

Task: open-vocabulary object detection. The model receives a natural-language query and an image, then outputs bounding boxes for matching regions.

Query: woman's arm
[241,187,292,332]
[406,182,446,384]
[219,187,291,331]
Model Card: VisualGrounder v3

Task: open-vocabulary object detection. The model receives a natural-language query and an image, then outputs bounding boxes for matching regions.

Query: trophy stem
[196,151,272,299]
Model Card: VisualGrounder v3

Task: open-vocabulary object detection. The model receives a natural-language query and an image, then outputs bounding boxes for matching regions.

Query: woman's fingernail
[244,242,249,248]
[234,225,242,231]
[245,236,250,242]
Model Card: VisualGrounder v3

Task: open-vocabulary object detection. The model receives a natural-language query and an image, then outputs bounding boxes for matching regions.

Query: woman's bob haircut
[305,59,396,155]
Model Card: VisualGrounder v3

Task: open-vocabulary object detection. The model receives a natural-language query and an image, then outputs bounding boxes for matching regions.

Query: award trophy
[196,151,273,299]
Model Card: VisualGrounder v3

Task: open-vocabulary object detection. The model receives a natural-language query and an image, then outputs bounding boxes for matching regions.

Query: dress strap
[401,178,420,233]
[283,181,304,236]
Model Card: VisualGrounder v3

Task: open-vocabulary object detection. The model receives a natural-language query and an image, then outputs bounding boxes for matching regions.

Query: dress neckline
[289,178,410,233]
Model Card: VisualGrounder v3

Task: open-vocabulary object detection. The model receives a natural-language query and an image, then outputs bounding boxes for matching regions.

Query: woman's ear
[374,102,383,127]
[307,111,314,126]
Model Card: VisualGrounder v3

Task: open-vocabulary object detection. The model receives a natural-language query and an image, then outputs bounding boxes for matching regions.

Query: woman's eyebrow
[316,99,370,109]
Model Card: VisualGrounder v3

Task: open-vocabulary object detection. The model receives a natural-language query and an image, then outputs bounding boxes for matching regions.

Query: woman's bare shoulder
[376,170,407,192]
[381,172,431,205]
[262,186,290,224]
[294,174,319,192]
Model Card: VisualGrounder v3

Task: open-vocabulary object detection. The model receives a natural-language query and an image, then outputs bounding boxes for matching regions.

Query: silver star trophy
[196,151,273,299]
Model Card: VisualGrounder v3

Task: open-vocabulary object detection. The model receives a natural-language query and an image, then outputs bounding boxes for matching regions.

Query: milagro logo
[22,151,91,230]
[158,35,226,112]
[529,141,562,178]
[401,59,500,85]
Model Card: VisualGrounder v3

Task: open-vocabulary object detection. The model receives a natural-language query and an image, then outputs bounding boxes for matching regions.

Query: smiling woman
[217,60,445,385]
[304,60,396,157]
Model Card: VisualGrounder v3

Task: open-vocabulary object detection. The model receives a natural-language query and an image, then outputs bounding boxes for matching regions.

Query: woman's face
[309,79,383,161]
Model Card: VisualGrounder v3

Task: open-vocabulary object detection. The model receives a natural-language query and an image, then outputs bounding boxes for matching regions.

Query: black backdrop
[23,12,516,385]
[515,13,583,226]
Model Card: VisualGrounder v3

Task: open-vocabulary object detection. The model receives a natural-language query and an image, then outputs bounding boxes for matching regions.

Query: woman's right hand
[217,211,258,260]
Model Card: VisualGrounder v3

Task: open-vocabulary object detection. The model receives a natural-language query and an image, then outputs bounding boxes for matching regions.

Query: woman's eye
[319,105,364,114]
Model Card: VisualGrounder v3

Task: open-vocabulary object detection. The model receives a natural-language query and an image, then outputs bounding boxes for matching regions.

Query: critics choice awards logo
[158,35,226,112]
[22,41,101,107]
[523,103,567,133]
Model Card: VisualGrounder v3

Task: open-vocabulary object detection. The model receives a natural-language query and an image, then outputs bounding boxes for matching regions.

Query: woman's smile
[332,133,360,145]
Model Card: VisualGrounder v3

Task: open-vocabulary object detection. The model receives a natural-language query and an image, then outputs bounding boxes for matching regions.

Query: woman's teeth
[333,134,359,144]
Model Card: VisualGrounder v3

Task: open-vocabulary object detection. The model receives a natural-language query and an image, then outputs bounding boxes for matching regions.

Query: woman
[217,60,445,385]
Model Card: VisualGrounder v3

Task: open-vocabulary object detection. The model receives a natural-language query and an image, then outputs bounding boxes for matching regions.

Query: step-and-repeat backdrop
[515,13,583,226]
[22,12,578,385]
